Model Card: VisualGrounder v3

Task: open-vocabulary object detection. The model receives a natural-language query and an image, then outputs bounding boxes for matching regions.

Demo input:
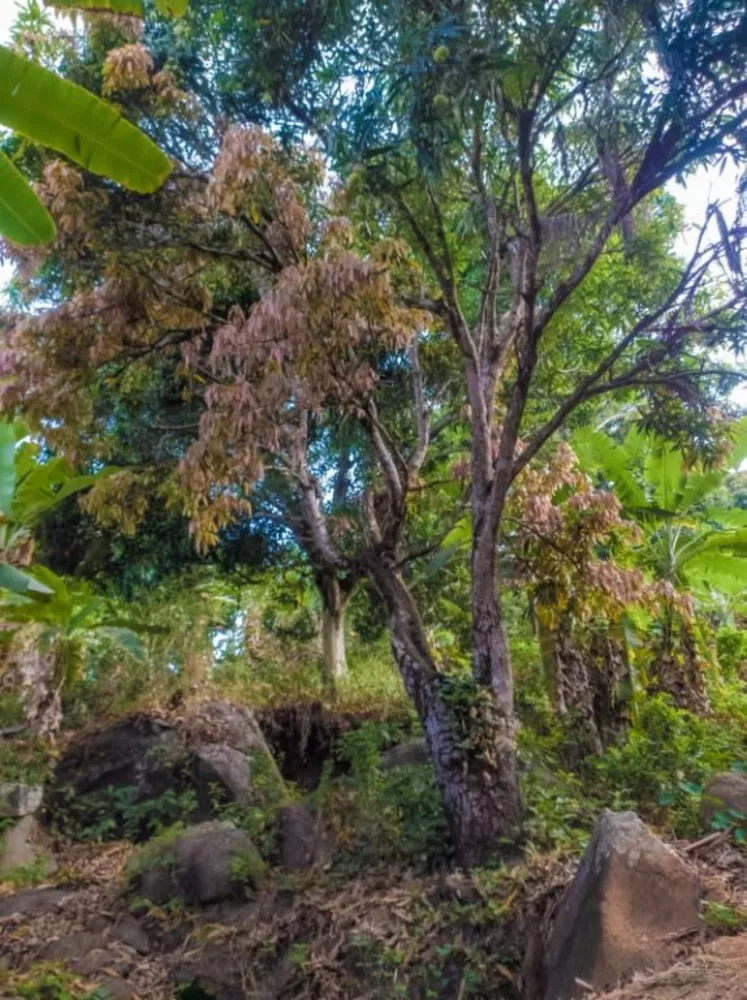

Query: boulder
[0,783,43,818]
[45,703,285,841]
[0,815,56,876]
[132,821,264,906]
[700,772,747,829]
[379,738,430,770]
[543,810,699,1000]
[278,802,330,870]
[93,979,135,999]
[45,715,189,839]
[194,743,253,807]
[0,886,73,917]
[183,700,279,763]
[43,931,108,962]
[113,912,151,955]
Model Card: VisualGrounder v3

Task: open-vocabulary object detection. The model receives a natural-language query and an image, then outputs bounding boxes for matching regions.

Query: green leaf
[703,507,747,528]
[685,553,747,595]
[0,562,53,597]
[154,0,188,15]
[679,468,724,513]
[45,0,145,13]
[0,45,171,194]
[727,417,747,469]
[92,625,144,659]
[0,422,18,519]
[0,149,56,246]
[645,443,683,514]
[572,429,647,511]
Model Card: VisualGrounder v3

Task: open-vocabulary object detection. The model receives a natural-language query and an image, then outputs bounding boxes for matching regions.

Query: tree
[0,25,171,244]
[5,2,747,865]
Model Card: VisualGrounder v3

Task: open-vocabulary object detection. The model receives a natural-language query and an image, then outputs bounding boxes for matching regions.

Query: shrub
[55,784,197,842]
[317,722,450,868]
[591,695,746,834]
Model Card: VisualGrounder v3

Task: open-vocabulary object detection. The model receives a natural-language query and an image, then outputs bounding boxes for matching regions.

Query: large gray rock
[132,821,264,906]
[0,783,43,817]
[278,802,330,870]
[194,743,253,807]
[0,815,56,876]
[0,886,73,917]
[112,912,151,955]
[184,700,279,764]
[700,772,747,829]
[543,811,699,1000]
[45,715,189,840]
[45,703,285,841]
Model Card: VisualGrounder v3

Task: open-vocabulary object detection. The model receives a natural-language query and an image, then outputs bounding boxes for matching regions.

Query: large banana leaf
[685,553,747,596]
[92,625,144,659]
[676,527,747,568]
[727,417,747,469]
[0,45,171,195]
[0,562,53,597]
[704,507,747,528]
[0,149,56,246]
[45,0,144,12]
[645,443,683,514]
[0,423,17,518]
[572,428,647,511]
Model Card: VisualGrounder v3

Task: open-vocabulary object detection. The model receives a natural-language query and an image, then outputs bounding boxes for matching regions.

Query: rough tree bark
[367,553,522,867]
[538,617,631,762]
[654,608,709,715]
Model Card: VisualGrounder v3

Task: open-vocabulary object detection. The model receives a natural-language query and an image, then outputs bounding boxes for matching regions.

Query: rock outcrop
[700,772,747,829]
[0,783,43,817]
[131,821,264,905]
[44,700,284,840]
[0,781,55,876]
[542,811,700,1000]
[278,802,330,869]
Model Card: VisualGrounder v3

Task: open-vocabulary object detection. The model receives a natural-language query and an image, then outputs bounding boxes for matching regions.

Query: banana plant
[0,29,172,246]
[0,421,111,598]
[1,565,144,689]
[0,566,145,735]
[573,420,747,597]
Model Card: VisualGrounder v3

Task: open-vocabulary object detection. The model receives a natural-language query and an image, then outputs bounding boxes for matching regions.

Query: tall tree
[4,1,747,864]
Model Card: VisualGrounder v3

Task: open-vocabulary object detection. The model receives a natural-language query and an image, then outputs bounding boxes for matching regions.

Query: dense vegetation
[1,0,747,947]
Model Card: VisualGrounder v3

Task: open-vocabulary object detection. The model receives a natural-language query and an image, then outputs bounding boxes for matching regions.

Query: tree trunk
[547,621,604,761]
[588,624,632,746]
[316,570,353,692]
[366,554,521,866]
[655,609,709,715]
[321,602,347,684]
[538,616,631,762]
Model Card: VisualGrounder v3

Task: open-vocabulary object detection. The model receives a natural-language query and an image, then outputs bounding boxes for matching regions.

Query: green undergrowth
[0,735,53,786]
[0,855,49,889]
[210,637,409,718]
[51,783,199,843]
[0,964,110,1000]
[590,694,747,836]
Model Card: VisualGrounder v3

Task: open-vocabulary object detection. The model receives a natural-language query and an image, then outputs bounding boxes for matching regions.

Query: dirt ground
[596,934,747,1000]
